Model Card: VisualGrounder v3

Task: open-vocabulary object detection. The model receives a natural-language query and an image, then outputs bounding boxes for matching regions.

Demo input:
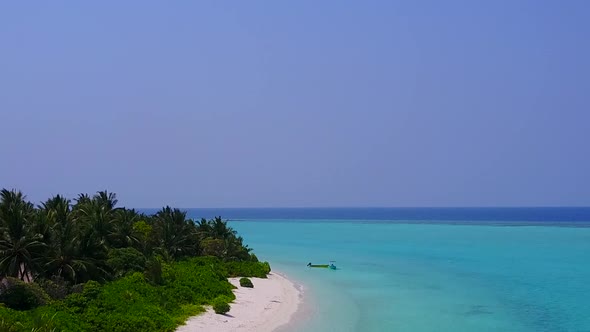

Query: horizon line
[133,206,590,210]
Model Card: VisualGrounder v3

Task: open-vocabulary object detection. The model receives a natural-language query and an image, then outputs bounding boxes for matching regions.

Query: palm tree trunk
[19,263,26,281]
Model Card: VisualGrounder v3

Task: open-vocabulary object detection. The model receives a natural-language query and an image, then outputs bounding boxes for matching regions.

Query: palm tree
[0,188,256,284]
[74,193,91,206]
[110,209,140,249]
[196,217,236,240]
[41,194,71,220]
[153,207,197,259]
[43,232,98,284]
[37,195,71,246]
[131,218,154,256]
[211,216,237,240]
[74,191,120,251]
[35,195,91,283]
[39,191,119,283]
[196,217,251,260]
[0,189,45,281]
[94,191,118,211]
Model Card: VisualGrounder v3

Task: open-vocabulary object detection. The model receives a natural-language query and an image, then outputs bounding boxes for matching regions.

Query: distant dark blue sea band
[138,207,590,226]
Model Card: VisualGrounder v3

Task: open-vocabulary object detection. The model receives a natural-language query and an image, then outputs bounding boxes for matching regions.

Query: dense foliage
[0,277,50,310]
[226,261,271,278]
[0,189,271,331]
[212,296,230,315]
[239,277,253,288]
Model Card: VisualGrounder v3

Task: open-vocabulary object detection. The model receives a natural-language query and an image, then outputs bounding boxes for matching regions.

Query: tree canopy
[0,189,257,284]
[0,189,269,331]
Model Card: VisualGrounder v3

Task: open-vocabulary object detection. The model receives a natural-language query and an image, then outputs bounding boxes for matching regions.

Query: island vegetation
[0,189,270,331]
[239,277,254,288]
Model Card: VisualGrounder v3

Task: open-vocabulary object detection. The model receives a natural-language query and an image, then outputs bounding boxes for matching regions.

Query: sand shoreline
[176,272,302,332]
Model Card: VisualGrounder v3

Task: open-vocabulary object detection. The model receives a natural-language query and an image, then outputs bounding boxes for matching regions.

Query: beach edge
[176,271,302,332]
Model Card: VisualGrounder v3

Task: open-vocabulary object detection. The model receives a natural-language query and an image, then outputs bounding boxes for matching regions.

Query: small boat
[307,261,337,269]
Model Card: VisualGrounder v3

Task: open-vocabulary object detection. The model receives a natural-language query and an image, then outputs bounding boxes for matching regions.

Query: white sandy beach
[177,272,302,332]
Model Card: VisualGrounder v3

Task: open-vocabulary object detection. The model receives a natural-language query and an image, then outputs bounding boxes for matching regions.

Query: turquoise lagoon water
[179,209,590,331]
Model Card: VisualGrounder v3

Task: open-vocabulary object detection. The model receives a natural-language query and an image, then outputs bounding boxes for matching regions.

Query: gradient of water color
[180,208,590,332]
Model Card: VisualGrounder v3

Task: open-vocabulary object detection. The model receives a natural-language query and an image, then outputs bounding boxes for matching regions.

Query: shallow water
[221,220,590,332]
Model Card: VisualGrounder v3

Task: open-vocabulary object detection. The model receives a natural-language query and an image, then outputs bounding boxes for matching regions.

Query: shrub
[31,307,87,332]
[225,261,271,278]
[261,262,271,274]
[0,278,50,311]
[239,277,253,288]
[0,318,22,332]
[173,304,205,326]
[37,278,70,300]
[30,311,58,332]
[82,281,102,300]
[212,297,230,315]
[107,248,147,278]
[200,238,225,257]
[0,306,27,331]
[162,258,234,304]
[74,273,176,332]
[62,293,89,314]
[70,284,84,294]
[145,257,164,286]
[213,295,232,304]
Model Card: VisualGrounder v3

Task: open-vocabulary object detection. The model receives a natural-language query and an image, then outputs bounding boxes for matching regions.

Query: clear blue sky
[1,1,589,207]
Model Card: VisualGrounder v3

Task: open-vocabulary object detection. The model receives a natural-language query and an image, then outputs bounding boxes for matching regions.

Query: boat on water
[307,261,337,270]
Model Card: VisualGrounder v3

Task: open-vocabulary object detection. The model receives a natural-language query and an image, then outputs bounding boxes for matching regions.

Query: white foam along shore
[177,272,302,332]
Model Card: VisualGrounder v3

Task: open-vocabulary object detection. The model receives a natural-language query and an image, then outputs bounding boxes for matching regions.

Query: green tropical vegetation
[0,189,270,331]
[239,277,253,288]
[211,296,231,315]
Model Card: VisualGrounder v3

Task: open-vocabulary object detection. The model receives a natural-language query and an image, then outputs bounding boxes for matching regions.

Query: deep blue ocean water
[172,208,590,332]
[179,207,590,224]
